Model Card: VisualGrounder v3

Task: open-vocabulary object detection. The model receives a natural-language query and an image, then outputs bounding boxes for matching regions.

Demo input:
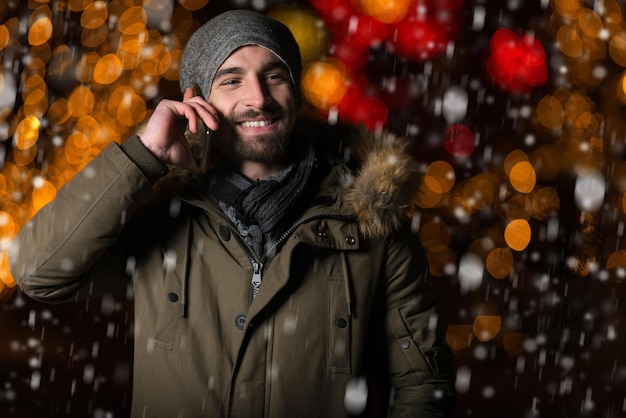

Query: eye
[220,78,240,86]
[267,73,289,85]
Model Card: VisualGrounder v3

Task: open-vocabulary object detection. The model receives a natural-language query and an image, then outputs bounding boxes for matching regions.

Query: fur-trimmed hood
[168,119,421,239]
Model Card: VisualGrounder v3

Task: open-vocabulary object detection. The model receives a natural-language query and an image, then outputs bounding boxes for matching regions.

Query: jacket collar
[165,119,421,240]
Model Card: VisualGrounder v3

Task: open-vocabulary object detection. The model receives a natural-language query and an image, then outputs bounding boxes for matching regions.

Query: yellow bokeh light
[445,325,474,350]
[94,54,123,85]
[504,219,531,252]
[503,150,529,177]
[536,95,564,130]
[529,186,560,220]
[607,250,626,269]
[119,7,147,35]
[47,98,71,126]
[556,26,583,58]
[81,24,109,48]
[473,315,501,342]
[68,0,92,12]
[301,60,348,109]
[28,17,53,46]
[0,211,16,241]
[502,333,527,356]
[32,177,57,211]
[268,6,329,67]
[76,51,100,83]
[118,39,144,70]
[117,92,147,127]
[13,145,38,167]
[14,116,41,150]
[358,0,411,24]
[0,251,17,298]
[609,32,626,66]
[81,1,108,29]
[164,49,183,81]
[68,85,95,118]
[424,160,455,194]
[553,0,582,19]
[420,220,451,252]
[509,161,536,193]
[414,179,443,209]
[178,0,210,11]
[141,45,172,76]
[578,8,604,39]
[504,194,531,220]
[0,25,10,50]
[565,94,591,123]
[485,248,513,279]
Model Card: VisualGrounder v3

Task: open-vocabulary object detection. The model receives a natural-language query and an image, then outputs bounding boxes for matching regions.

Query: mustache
[232,108,283,121]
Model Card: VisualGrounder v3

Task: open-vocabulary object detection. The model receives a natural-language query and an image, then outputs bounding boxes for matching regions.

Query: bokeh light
[301,60,348,109]
[3,1,626,416]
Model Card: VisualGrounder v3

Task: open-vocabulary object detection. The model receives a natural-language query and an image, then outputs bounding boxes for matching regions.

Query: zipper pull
[251,260,263,299]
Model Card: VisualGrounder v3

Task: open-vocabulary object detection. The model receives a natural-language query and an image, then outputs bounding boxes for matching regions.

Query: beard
[220,109,293,164]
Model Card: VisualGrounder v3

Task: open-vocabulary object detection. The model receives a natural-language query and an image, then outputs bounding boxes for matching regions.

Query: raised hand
[139,87,219,173]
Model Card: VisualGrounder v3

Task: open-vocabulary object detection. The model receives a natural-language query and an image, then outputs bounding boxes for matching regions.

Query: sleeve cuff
[121,135,169,183]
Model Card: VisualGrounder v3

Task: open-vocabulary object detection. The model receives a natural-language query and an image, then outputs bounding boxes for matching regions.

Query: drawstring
[341,252,353,318]
[180,216,192,318]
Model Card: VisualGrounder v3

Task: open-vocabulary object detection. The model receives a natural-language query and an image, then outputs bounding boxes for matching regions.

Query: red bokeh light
[486,28,548,94]
[444,123,475,157]
[387,15,449,61]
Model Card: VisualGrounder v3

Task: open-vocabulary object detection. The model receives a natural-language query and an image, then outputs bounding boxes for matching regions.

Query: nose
[243,77,272,108]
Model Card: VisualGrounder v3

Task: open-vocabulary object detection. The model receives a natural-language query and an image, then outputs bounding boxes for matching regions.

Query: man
[10,9,455,417]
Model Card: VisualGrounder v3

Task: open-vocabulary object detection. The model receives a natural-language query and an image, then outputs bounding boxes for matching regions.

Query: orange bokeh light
[504,219,531,251]
[301,60,348,109]
[473,315,502,342]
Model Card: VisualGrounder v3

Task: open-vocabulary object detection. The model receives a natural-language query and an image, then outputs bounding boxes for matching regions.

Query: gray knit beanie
[180,10,302,105]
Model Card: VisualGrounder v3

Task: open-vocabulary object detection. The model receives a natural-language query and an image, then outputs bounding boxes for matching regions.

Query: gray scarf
[209,142,316,258]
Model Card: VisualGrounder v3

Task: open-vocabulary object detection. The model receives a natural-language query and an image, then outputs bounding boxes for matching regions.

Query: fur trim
[160,119,420,239]
[344,129,421,239]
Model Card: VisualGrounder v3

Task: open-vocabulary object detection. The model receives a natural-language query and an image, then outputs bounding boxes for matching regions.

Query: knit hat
[179,10,302,105]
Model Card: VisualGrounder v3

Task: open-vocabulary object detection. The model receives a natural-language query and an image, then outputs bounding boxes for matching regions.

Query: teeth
[241,120,272,128]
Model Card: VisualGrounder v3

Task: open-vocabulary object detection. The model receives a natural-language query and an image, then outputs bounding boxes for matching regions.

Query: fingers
[183,87,194,101]
[183,87,219,133]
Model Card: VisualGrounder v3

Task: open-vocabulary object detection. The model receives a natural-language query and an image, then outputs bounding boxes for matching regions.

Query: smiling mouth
[239,119,276,128]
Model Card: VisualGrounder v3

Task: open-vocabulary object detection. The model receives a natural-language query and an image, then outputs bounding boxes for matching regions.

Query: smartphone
[186,83,211,172]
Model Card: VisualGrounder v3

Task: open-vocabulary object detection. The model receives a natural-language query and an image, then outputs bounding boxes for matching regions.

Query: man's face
[207,45,298,166]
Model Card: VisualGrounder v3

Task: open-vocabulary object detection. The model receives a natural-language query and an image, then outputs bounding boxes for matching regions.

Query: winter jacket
[10,122,455,417]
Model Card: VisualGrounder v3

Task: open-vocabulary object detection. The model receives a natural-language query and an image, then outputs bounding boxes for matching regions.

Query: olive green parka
[10,122,455,417]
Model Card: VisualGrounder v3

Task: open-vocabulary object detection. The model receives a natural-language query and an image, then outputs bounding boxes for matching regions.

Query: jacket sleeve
[382,227,456,417]
[9,137,167,302]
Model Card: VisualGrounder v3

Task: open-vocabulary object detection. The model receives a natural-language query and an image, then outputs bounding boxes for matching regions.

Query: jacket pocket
[328,273,352,374]
[152,250,186,351]
[385,305,439,386]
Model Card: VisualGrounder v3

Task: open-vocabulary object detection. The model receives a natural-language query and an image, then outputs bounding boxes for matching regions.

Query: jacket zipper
[237,212,358,303]
[229,231,264,303]
[196,204,357,303]
[266,213,358,256]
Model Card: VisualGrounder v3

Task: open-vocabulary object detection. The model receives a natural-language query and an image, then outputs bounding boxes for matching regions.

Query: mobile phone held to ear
[186,119,211,173]
[186,83,211,172]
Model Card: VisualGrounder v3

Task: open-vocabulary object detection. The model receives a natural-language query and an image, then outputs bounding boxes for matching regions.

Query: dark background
[2,0,626,417]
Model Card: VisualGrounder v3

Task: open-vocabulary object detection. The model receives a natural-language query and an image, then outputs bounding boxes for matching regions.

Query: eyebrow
[213,60,288,82]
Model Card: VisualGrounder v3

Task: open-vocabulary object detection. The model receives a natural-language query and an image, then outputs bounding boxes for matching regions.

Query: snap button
[345,236,356,245]
[234,313,247,330]
[400,339,411,349]
[167,292,179,302]
[336,318,348,328]
[219,225,231,241]
[317,231,328,239]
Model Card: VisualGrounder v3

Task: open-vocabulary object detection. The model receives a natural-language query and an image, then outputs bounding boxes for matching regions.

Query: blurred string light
[0,0,206,300]
[1,0,626,368]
